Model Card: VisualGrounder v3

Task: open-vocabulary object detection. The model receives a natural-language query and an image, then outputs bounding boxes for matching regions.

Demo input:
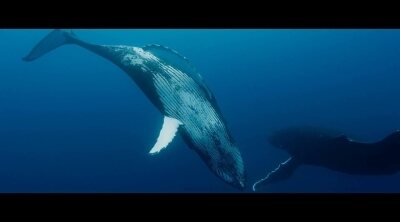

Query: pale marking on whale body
[252,157,293,192]
[149,116,183,155]
[121,47,160,71]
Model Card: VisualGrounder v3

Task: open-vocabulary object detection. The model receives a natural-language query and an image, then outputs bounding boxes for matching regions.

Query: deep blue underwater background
[0,29,400,192]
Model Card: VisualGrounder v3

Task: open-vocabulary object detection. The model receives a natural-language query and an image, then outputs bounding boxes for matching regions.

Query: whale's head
[217,153,246,190]
[268,127,343,156]
[267,128,303,153]
[198,144,246,190]
[268,127,317,155]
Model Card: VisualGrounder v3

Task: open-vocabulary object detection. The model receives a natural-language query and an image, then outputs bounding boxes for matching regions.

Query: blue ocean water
[0,29,400,192]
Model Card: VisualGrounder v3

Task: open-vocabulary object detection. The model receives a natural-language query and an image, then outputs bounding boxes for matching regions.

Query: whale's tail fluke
[23,29,77,62]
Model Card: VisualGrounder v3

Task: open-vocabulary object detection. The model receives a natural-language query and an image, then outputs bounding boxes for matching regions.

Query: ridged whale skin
[23,30,245,190]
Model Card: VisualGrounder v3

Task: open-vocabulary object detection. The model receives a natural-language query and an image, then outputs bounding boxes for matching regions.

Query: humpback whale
[23,30,245,189]
[252,127,400,191]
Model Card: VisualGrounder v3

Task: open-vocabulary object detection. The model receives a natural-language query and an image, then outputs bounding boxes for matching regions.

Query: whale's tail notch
[23,29,77,62]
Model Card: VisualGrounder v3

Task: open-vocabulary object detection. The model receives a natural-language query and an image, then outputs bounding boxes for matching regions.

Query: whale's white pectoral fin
[149,116,183,155]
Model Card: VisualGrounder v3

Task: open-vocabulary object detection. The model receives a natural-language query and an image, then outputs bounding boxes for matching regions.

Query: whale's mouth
[237,180,246,190]
[221,171,246,190]
[187,140,246,190]
[212,151,246,190]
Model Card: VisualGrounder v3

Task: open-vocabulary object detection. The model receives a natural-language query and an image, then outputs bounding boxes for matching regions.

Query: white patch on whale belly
[149,116,183,155]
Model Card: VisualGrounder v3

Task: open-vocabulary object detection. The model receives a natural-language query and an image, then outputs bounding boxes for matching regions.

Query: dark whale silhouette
[23,29,245,189]
[252,127,400,191]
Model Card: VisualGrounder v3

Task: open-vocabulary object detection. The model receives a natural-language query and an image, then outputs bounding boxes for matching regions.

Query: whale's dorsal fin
[149,116,183,155]
[142,44,215,101]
